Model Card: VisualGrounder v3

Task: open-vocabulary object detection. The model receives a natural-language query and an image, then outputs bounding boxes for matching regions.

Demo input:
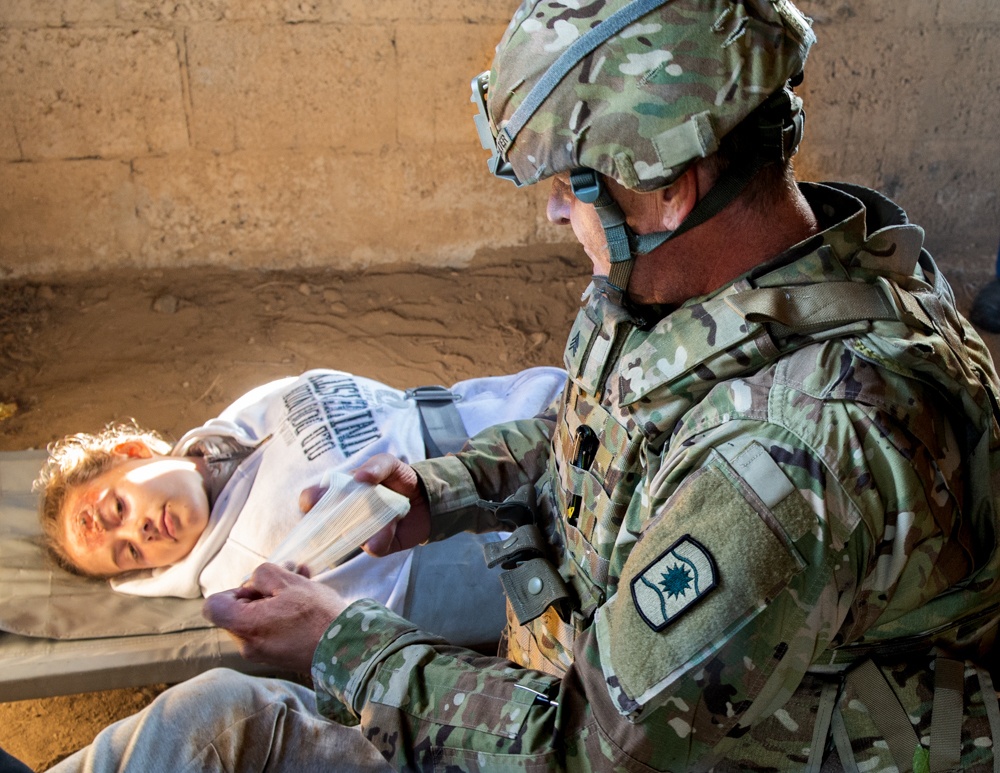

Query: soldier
[41,0,1000,771]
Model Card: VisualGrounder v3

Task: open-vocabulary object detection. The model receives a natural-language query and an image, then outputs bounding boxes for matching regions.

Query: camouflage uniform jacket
[311,182,1000,771]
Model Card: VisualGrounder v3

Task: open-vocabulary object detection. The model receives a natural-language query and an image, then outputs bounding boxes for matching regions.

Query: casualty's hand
[203,562,347,673]
[352,453,431,556]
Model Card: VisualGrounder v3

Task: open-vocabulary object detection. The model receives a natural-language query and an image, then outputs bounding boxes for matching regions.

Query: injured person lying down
[34,366,566,647]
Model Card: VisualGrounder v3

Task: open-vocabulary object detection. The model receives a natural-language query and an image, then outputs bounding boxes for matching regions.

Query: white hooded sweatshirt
[111,367,566,625]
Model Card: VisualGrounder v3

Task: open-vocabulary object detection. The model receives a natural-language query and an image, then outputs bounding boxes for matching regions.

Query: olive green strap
[845,659,920,772]
[499,557,572,625]
[975,667,1000,773]
[483,522,573,626]
[725,280,899,337]
[483,524,548,569]
[928,656,964,772]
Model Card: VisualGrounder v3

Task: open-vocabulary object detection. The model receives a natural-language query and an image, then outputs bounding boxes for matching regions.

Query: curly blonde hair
[35,422,172,577]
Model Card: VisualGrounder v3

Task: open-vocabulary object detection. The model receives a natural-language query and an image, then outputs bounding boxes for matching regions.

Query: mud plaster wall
[0,0,998,280]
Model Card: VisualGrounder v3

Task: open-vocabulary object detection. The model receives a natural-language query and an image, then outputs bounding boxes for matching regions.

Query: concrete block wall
[1,0,997,278]
[796,0,1000,276]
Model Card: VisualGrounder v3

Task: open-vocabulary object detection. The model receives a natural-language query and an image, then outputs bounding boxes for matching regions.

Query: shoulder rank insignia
[568,330,582,356]
[630,535,718,632]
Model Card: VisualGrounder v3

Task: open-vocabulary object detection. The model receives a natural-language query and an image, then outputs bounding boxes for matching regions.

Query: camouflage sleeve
[413,416,555,540]
[311,598,567,755]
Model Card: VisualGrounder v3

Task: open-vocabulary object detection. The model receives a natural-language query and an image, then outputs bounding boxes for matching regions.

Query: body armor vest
[505,257,1000,688]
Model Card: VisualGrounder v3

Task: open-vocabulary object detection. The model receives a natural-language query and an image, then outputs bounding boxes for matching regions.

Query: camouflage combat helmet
[472,0,816,299]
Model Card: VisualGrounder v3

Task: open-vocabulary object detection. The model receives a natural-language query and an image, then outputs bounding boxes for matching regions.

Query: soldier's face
[547,175,611,275]
[546,174,666,280]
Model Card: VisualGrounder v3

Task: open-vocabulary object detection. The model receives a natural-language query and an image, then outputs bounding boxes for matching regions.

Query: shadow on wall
[971,244,1000,333]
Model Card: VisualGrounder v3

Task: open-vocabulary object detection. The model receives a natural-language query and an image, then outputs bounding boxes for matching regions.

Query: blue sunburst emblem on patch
[660,564,693,599]
[631,535,718,632]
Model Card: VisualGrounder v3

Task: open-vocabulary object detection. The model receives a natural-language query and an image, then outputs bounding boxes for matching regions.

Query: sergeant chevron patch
[630,535,718,632]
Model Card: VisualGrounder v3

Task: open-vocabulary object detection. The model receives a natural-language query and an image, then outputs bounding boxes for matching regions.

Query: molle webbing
[485,524,572,626]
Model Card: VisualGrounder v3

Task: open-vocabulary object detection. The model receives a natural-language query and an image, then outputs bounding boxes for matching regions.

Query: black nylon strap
[404,386,468,457]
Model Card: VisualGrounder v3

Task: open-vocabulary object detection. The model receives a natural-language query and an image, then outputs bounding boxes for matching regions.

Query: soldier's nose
[547,178,572,225]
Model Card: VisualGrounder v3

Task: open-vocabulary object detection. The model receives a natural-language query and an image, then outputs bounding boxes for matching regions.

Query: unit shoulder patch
[630,534,718,632]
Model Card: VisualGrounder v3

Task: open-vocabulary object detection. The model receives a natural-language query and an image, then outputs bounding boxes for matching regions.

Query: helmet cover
[487,0,815,192]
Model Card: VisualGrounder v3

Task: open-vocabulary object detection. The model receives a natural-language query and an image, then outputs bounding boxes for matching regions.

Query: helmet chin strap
[569,168,673,303]
[567,87,807,307]
[569,167,679,298]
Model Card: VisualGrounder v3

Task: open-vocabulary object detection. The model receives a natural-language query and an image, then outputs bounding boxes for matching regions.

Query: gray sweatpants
[50,532,508,772]
[50,669,390,772]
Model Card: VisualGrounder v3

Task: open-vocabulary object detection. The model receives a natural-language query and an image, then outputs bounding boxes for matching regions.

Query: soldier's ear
[657,167,699,232]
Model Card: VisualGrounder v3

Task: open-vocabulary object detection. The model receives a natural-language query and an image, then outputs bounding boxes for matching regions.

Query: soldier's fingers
[246,562,301,595]
[363,519,398,557]
[299,485,327,514]
[353,454,423,501]
[202,589,243,630]
[352,453,397,486]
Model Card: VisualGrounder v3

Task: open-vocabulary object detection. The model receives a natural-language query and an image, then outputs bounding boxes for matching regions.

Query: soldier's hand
[203,562,347,673]
[352,453,431,556]
[298,483,326,514]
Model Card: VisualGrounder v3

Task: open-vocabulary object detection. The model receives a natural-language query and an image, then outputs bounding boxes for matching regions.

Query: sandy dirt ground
[0,250,996,770]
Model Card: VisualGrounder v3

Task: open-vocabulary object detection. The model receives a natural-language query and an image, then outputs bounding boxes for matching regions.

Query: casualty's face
[61,456,211,576]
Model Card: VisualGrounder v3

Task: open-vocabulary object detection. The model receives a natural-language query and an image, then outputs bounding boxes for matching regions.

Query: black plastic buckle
[570,168,602,204]
[404,385,460,404]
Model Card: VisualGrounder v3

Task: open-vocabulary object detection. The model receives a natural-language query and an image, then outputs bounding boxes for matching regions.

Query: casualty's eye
[115,497,124,516]
[128,544,140,561]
